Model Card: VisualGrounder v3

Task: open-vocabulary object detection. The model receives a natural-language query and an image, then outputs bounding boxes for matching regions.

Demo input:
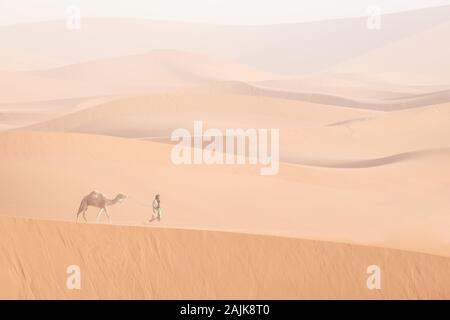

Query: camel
[76,191,127,223]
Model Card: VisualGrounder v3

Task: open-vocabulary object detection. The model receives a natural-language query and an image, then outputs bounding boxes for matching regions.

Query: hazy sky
[1,0,450,25]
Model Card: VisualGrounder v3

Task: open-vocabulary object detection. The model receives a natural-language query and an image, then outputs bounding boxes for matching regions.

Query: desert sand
[1,5,450,299]
[0,130,449,258]
[1,217,450,299]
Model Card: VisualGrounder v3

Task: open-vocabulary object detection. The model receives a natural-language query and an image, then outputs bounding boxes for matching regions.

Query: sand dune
[190,81,450,110]
[34,50,274,84]
[22,91,382,164]
[0,96,119,130]
[3,46,450,111]
[21,93,450,164]
[0,70,92,104]
[1,216,449,299]
[254,73,450,100]
[4,65,450,111]
[331,21,450,85]
[1,131,449,257]
[0,51,276,104]
[294,148,450,168]
[247,82,450,110]
[1,6,450,75]
[279,102,450,163]
[24,92,376,137]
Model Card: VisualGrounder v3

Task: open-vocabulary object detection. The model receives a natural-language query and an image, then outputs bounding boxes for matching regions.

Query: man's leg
[149,209,156,222]
[157,208,161,221]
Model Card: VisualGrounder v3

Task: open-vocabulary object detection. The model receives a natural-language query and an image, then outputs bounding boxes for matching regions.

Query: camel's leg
[82,209,88,223]
[96,208,104,223]
[76,201,86,223]
[76,210,84,223]
[104,208,111,223]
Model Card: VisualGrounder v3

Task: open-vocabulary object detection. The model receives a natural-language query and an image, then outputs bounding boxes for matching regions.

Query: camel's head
[117,193,127,203]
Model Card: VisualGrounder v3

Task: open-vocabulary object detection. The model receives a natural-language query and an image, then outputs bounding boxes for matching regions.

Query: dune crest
[331,21,450,85]
[1,5,450,75]
[0,50,277,104]
[1,217,449,299]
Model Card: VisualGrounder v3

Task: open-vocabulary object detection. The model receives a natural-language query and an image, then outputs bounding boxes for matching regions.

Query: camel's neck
[106,196,121,206]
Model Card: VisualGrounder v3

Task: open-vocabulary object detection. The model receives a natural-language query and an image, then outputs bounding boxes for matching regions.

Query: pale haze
[1,0,450,25]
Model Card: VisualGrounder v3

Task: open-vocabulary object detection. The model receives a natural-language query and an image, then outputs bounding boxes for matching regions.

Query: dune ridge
[22,92,376,136]
[0,50,276,104]
[331,21,450,85]
[19,94,450,165]
[1,216,450,299]
[1,5,450,76]
[4,55,450,109]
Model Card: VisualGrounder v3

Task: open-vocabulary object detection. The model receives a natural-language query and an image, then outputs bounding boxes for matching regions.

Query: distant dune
[21,93,450,163]
[24,92,375,137]
[34,50,274,83]
[0,50,275,104]
[0,70,92,104]
[1,5,450,76]
[254,75,427,100]
[280,102,450,162]
[1,217,449,299]
[331,21,450,85]
[241,82,450,110]
[0,96,118,130]
[2,46,450,111]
